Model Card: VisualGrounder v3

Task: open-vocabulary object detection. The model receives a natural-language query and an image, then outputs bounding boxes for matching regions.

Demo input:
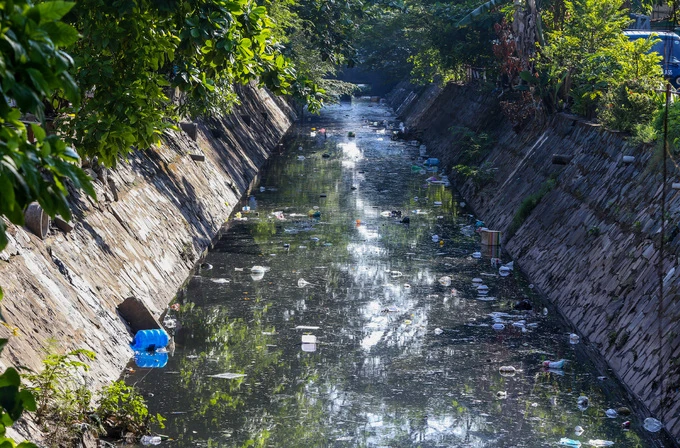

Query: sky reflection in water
[126,100,660,448]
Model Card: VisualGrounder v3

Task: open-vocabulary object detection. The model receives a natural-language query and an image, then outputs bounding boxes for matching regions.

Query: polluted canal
[127,99,664,447]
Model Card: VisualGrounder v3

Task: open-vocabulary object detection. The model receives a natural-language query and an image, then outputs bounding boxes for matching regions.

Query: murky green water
[127,100,662,447]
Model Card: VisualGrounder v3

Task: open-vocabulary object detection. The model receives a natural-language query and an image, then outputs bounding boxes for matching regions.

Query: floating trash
[499,366,516,377]
[200,263,213,270]
[543,359,566,369]
[569,333,580,344]
[250,265,269,281]
[295,325,320,330]
[472,251,482,259]
[140,435,162,446]
[390,271,403,278]
[301,334,317,344]
[431,234,440,242]
[298,278,311,288]
[438,276,451,286]
[605,409,618,418]
[302,342,317,352]
[403,283,411,289]
[643,417,663,432]
[210,278,230,284]
[588,441,614,447]
[492,323,505,331]
[472,278,483,284]
[559,438,582,447]
[434,328,444,335]
[575,426,585,436]
[499,266,511,277]
[577,396,589,411]
[496,391,507,399]
[208,372,247,379]
[477,285,489,294]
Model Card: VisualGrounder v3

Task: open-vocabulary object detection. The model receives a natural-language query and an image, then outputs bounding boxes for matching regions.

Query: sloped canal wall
[0,84,295,389]
[389,82,680,441]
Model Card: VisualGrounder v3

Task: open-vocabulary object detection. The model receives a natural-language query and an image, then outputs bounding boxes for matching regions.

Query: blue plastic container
[424,158,439,166]
[134,351,168,368]
[130,329,169,351]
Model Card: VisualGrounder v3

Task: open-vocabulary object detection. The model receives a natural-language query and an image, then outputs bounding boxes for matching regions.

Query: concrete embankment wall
[389,82,680,441]
[0,84,295,390]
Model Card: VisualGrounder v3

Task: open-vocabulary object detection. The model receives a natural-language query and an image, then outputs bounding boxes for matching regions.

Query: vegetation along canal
[127,99,665,447]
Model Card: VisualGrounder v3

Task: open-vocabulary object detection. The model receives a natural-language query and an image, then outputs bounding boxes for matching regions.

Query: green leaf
[18,391,35,412]
[30,124,46,143]
[0,370,20,389]
[41,21,80,47]
[35,2,76,22]
[519,71,535,84]
[457,0,510,27]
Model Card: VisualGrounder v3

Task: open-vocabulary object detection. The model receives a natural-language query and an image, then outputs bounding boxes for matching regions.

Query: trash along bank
[389,81,680,442]
[0,82,296,429]
[124,98,668,447]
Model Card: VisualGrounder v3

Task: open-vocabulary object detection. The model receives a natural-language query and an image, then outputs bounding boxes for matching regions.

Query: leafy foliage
[0,332,35,447]
[25,348,95,445]
[23,348,160,445]
[59,0,326,167]
[0,0,94,251]
[96,381,165,438]
[357,1,502,85]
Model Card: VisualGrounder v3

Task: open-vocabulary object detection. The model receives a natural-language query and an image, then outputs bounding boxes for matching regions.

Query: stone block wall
[390,82,680,441]
[0,84,295,392]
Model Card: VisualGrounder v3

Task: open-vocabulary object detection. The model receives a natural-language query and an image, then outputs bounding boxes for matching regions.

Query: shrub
[452,162,497,188]
[598,79,662,133]
[96,381,165,438]
[507,178,556,238]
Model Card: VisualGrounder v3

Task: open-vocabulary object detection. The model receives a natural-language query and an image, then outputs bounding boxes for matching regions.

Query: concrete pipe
[24,202,50,239]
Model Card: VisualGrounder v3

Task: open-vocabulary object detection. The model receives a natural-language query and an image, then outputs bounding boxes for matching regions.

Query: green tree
[60,0,324,167]
[0,0,94,254]
[538,0,663,121]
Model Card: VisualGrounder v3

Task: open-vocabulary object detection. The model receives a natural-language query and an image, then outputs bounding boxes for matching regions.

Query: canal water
[127,99,660,447]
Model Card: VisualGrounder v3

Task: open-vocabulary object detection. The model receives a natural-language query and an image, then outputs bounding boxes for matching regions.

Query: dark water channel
[128,100,662,447]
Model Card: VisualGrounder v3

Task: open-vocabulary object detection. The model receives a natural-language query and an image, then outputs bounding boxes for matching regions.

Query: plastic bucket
[131,329,170,351]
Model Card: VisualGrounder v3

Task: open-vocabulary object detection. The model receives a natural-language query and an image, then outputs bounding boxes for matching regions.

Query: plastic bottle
[140,435,162,446]
[130,329,170,352]
[588,440,614,447]
[558,438,581,447]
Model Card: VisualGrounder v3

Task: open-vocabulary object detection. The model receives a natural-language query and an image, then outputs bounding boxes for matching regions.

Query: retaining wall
[0,84,295,397]
[389,81,680,441]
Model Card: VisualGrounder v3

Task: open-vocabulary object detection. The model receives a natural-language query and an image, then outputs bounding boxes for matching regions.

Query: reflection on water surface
[127,100,660,448]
